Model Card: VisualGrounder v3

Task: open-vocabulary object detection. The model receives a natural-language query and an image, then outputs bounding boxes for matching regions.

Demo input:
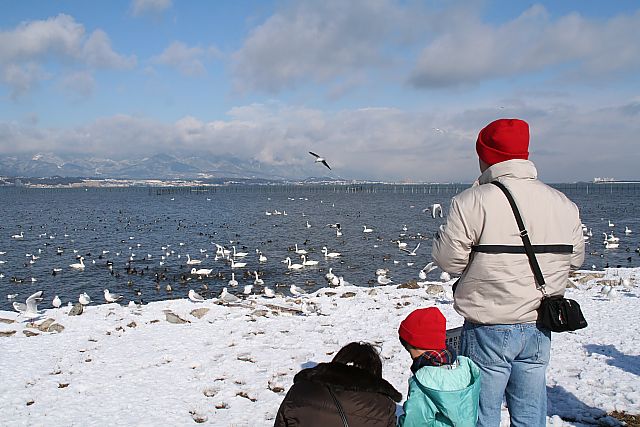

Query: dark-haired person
[432,118,585,426]
[274,342,402,427]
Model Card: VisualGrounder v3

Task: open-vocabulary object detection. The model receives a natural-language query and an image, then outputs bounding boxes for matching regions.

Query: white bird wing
[26,291,43,312]
[13,302,27,313]
[422,262,437,273]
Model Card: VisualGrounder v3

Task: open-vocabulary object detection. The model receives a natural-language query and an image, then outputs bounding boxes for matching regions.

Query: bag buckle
[520,230,528,237]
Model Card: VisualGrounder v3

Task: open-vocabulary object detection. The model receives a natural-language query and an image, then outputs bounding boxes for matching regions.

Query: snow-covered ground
[1,268,638,426]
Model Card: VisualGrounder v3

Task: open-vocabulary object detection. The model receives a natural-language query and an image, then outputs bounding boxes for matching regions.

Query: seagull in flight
[309,151,332,170]
[13,291,44,318]
[423,203,443,218]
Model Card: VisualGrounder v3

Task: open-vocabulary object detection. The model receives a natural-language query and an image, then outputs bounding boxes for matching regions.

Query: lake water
[1,183,639,311]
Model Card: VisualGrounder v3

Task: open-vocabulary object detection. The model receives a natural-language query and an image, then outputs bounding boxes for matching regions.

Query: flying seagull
[309,151,331,170]
[13,290,44,318]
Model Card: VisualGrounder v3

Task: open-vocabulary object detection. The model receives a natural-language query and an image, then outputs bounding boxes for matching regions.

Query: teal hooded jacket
[398,356,481,427]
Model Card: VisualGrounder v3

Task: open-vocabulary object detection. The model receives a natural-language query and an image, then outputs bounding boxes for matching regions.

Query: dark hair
[332,342,383,378]
[399,336,417,351]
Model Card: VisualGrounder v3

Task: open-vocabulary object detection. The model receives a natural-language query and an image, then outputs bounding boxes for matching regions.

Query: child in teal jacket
[397,308,481,427]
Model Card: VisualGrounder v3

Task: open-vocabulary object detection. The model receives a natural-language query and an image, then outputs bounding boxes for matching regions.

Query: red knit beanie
[398,307,446,350]
[476,118,529,165]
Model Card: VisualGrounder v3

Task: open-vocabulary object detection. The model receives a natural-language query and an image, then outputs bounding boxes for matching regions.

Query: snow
[1,268,638,426]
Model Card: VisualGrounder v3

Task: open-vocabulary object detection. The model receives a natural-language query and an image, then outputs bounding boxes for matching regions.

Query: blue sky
[1,0,639,182]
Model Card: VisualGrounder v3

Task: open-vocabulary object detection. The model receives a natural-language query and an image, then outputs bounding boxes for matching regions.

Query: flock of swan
[2,190,638,316]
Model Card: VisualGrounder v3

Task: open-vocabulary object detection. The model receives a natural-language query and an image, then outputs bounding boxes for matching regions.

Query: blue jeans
[461,321,551,427]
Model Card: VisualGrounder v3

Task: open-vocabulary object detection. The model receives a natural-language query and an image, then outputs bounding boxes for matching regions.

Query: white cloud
[231,0,415,93]
[58,70,95,99]
[409,5,640,87]
[0,14,135,98]
[3,99,638,182]
[130,0,172,17]
[152,41,217,76]
[82,30,136,69]
[2,63,49,99]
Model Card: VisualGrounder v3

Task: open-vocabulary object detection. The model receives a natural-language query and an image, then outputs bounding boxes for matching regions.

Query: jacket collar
[294,362,402,402]
[478,159,537,185]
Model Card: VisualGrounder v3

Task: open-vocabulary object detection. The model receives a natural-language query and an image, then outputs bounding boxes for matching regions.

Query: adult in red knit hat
[398,307,446,350]
[432,117,586,427]
[476,118,529,166]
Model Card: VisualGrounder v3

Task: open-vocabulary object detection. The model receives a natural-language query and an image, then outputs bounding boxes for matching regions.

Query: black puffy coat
[274,362,402,427]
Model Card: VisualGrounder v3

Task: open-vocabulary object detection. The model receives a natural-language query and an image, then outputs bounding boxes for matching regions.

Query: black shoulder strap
[491,181,546,289]
[327,386,349,427]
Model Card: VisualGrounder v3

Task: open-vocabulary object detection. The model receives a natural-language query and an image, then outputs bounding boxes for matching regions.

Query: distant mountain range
[0,153,317,181]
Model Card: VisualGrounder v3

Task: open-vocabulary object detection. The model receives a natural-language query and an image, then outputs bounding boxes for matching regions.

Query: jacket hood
[413,356,481,424]
[478,159,537,184]
[294,362,402,402]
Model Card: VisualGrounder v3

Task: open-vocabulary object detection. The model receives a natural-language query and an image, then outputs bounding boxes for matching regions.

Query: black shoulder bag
[491,181,588,332]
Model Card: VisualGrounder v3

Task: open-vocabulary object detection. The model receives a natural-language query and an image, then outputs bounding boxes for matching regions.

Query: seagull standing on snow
[290,284,306,296]
[220,287,240,304]
[188,289,205,302]
[13,291,43,318]
[52,295,62,308]
[104,289,123,303]
[79,292,91,306]
[308,151,332,170]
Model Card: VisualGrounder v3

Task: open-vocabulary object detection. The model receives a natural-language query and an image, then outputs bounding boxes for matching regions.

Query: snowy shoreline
[1,268,639,426]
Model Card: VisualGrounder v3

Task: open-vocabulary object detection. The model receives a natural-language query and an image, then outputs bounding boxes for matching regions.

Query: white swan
[363,225,373,233]
[253,271,264,285]
[604,241,619,249]
[232,246,248,258]
[11,231,24,239]
[286,257,304,270]
[243,284,253,295]
[603,233,619,244]
[301,255,319,266]
[625,226,632,234]
[258,251,267,263]
[423,204,443,218]
[191,267,213,276]
[186,254,202,265]
[228,272,239,287]
[294,244,307,255]
[608,220,615,227]
[322,247,341,258]
[70,257,85,270]
[230,258,247,269]
[336,228,343,237]
[306,220,311,228]
[325,268,335,281]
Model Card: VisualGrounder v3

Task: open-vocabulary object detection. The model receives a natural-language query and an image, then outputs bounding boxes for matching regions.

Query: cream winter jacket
[432,160,585,325]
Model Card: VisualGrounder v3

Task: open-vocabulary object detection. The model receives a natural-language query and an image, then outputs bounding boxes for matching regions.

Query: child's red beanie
[398,307,446,350]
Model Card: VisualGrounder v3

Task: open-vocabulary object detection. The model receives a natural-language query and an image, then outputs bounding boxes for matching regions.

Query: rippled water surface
[1,183,638,311]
